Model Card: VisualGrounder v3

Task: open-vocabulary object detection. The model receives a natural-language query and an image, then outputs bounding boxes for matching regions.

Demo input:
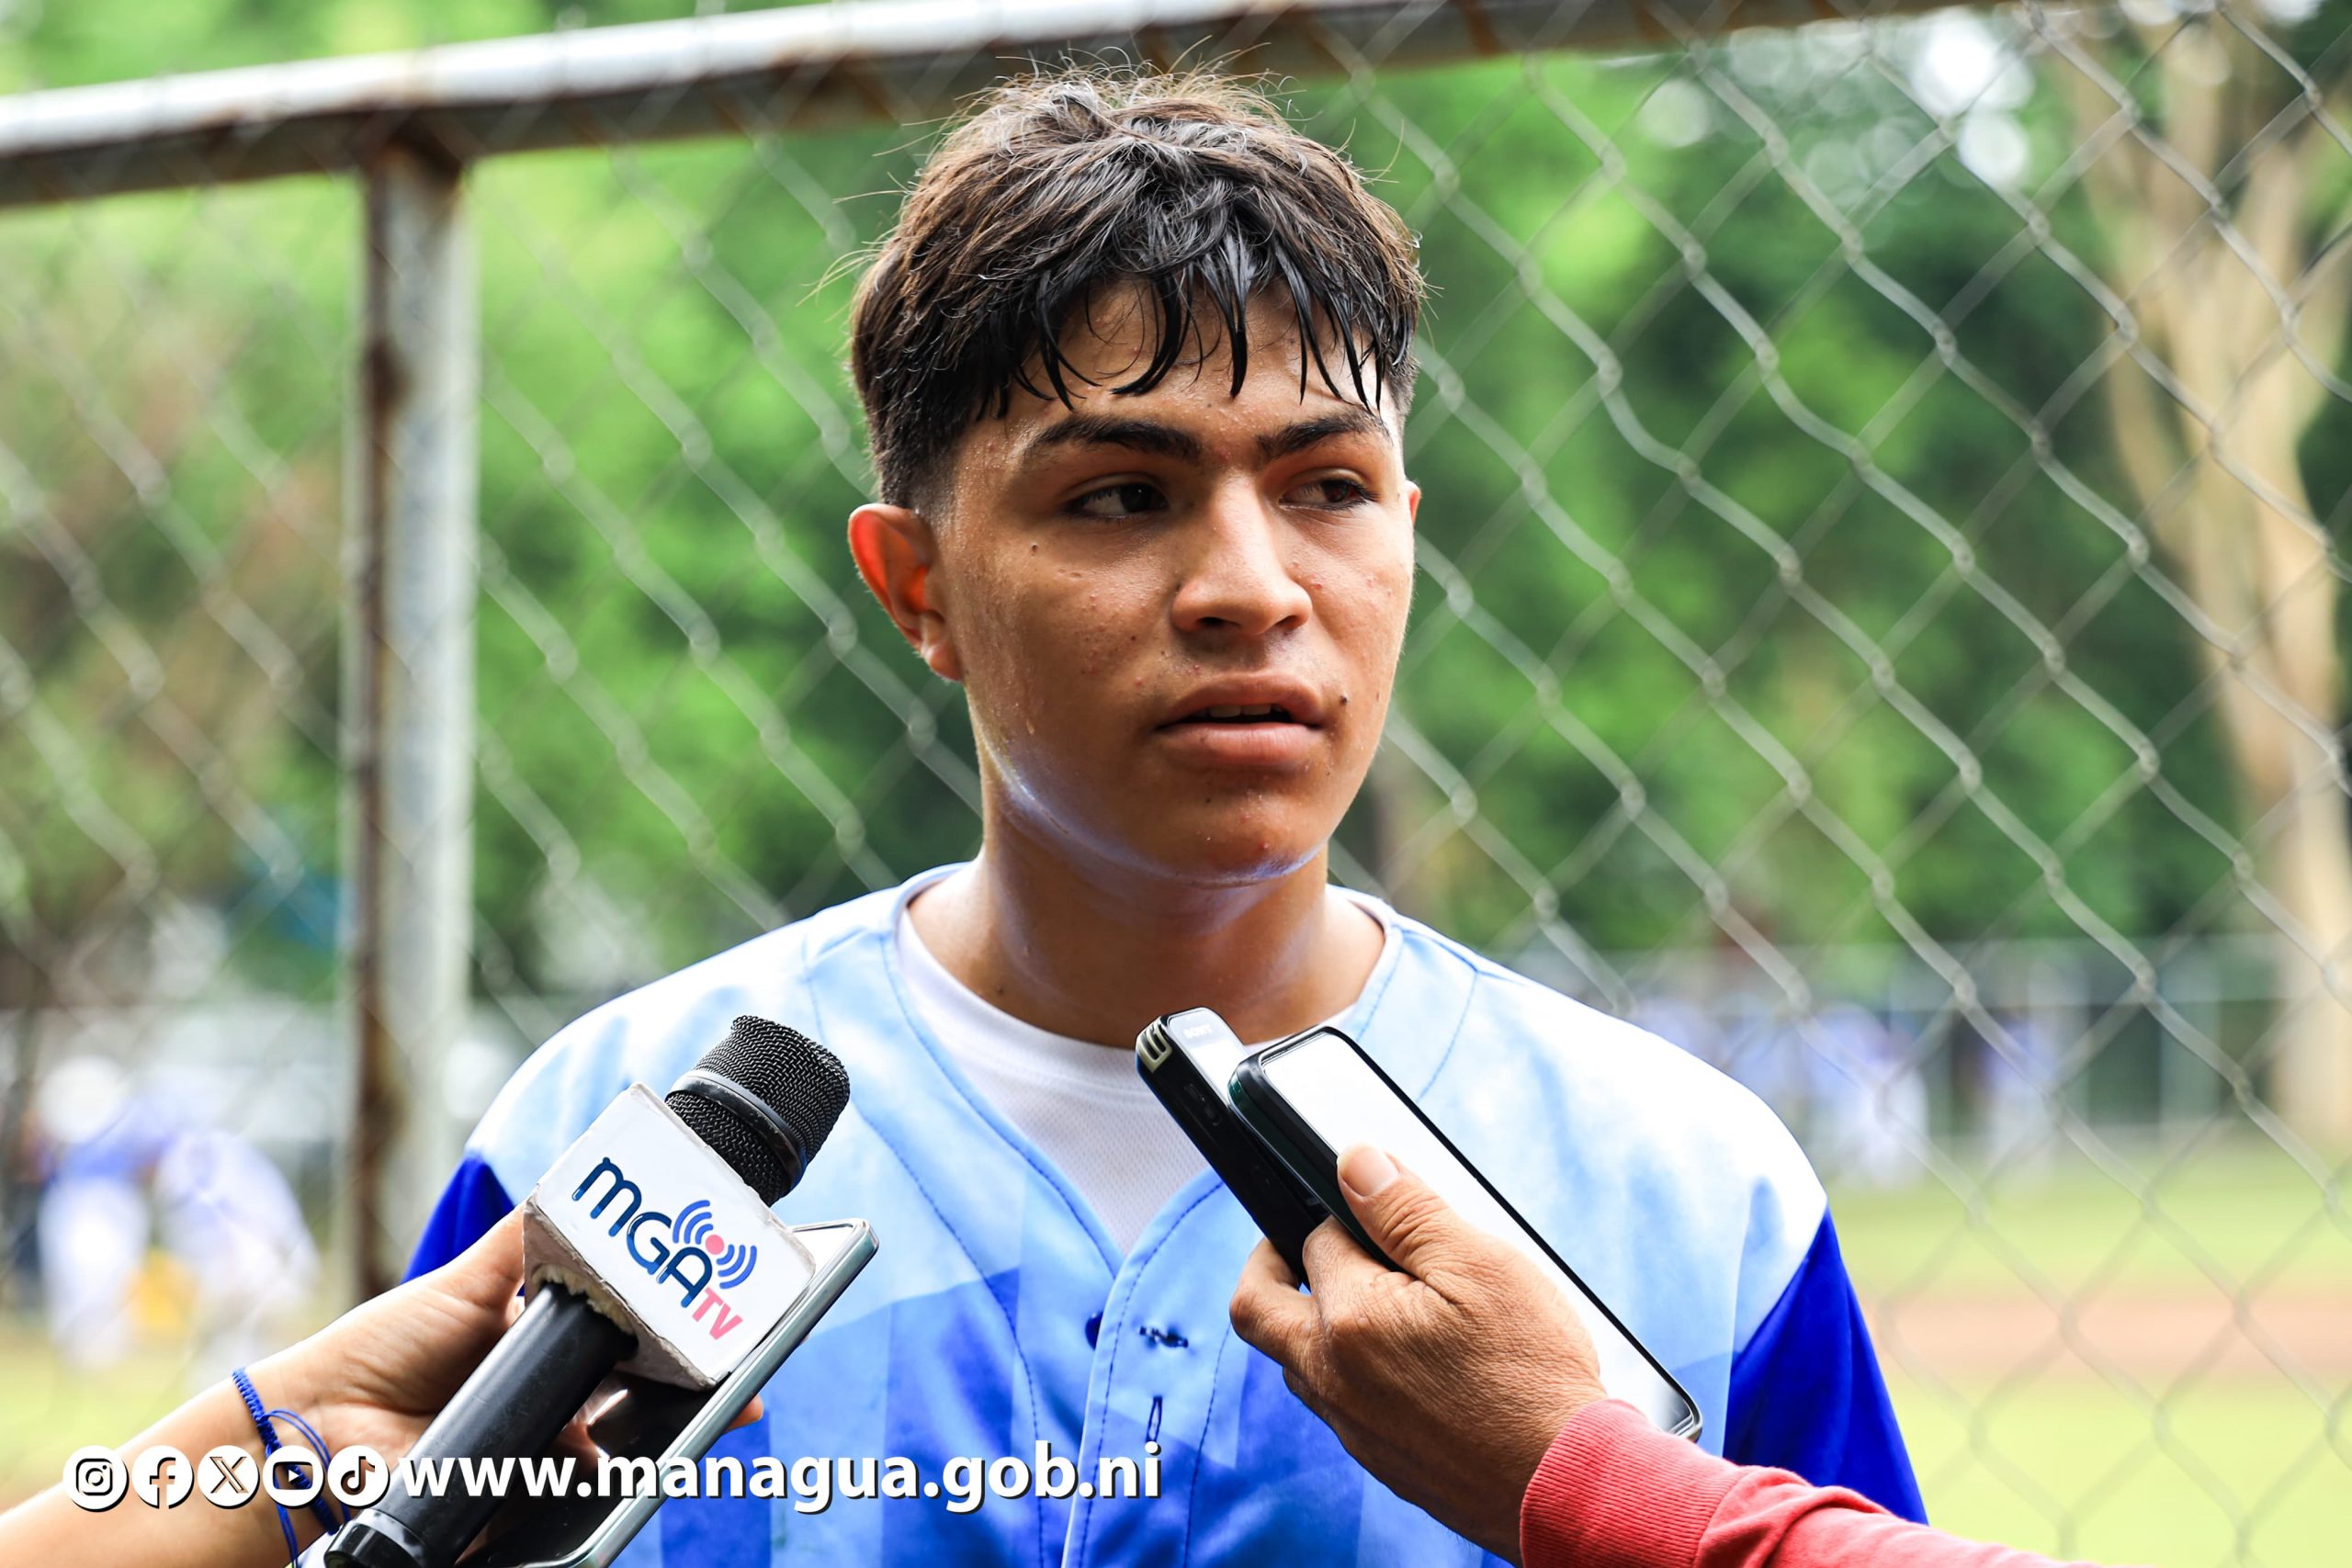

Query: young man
[408,68,1923,1565]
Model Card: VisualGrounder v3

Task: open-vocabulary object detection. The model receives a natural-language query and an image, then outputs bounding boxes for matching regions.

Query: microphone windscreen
[666,1016,852,1205]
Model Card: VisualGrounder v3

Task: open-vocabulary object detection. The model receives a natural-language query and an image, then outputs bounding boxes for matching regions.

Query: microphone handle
[328,1283,635,1568]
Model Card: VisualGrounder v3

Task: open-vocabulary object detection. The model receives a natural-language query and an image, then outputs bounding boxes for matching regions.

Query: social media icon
[198,1446,259,1508]
[327,1444,390,1508]
[263,1446,324,1509]
[132,1445,193,1507]
[63,1446,126,1511]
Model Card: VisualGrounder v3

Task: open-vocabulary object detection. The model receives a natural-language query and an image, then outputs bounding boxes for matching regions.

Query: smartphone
[1230,1028,1702,1438]
[460,1218,877,1567]
[1136,1009,1326,1274]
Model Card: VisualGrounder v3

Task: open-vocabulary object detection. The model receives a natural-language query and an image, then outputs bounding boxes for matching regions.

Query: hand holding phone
[1226,1144,1617,1563]
[1159,1016,1699,1438]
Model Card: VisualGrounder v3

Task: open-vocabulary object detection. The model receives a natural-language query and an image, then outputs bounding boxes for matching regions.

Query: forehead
[957,285,1406,480]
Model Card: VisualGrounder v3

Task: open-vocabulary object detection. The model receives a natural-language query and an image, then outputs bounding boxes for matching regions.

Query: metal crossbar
[0,0,1973,205]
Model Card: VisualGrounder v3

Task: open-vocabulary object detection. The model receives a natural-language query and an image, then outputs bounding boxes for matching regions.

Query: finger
[726,1394,765,1433]
[1335,1145,1484,1281]
[1279,1371,1390,1475]
[1297,1213,1389,1297]
[1229,1239,1321,1364]
[436,1208,530,1314]
[1252,1234,1305,1292]
[1279,1361,1329,1422]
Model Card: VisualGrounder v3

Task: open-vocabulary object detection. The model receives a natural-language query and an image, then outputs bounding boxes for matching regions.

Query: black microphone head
[666,1016,851,1205]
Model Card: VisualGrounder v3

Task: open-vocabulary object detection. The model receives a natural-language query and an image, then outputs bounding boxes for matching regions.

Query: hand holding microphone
[0,1016,854,1568]
[284,1208,554,1476]
[0,1197,753,1568]
[330,1017,853,1568]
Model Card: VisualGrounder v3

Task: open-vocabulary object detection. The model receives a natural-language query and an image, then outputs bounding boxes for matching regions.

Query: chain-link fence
[3,0,2349,1561]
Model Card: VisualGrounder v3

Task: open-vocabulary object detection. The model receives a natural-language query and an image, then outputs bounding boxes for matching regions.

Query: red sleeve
[1521,1402,2098,1568]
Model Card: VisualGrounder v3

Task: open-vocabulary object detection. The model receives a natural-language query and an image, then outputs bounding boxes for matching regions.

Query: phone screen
[1252,1033,1700,1437]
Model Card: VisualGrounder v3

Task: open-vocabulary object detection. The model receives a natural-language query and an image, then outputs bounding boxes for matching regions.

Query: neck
[909,808,1383,1048]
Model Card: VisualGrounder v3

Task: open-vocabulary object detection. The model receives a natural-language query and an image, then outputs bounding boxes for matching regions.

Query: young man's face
[854,286,1420,886]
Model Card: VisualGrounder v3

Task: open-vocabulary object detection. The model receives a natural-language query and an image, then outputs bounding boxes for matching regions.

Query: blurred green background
[3,0,2350,1561]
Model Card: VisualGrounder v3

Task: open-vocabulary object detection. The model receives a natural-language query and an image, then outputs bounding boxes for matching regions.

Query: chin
[1120,811,1335,888]
[997,756,1348,886]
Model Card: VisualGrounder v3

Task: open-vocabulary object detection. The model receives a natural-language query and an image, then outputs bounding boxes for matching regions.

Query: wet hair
[848,65,1426,512]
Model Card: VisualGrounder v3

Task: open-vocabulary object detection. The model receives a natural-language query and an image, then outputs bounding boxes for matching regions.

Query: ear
[1404,479,1421,528]
[847,502,962,682]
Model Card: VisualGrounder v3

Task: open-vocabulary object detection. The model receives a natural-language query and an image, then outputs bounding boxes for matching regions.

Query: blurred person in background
[1976,1009,2064,1167]
[1799,1002,1928,1189]
[1701,919,1814,1129]
[153,1123,320,1372]
[35,1055,166,1368]
[33,1055,315,1376]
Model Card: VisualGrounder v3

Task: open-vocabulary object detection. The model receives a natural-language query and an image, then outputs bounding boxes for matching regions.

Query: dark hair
[849,65,1426,511]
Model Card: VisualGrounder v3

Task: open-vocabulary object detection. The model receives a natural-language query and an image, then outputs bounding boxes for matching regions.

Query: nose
[1170,483,1313,639]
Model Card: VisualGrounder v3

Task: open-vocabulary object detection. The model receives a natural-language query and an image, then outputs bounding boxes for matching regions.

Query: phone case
[1136,1010,1326,1274]
[1227,1037,1396,1267]
[1228,1026,1702,1441]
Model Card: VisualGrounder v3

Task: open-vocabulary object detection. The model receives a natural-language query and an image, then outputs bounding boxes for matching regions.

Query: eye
[1068,481,1167,520]
[1285,476,1374,511]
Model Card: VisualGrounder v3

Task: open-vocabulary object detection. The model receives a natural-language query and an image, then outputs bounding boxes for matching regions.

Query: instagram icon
[62,1446,128,1512]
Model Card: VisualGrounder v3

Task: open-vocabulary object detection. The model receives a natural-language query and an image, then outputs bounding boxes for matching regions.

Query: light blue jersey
[411,865,1922,1564]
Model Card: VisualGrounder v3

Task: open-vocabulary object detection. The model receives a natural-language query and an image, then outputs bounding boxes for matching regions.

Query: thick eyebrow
[1014,406,1393,470]
[1017,414,1204,467]
[1252,408,1391,464]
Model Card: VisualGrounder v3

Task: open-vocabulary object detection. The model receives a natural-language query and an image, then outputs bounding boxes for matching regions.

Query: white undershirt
[894,891,1397,1256]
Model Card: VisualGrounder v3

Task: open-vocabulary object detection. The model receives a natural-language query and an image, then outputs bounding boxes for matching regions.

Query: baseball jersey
[408,864,1924,1564]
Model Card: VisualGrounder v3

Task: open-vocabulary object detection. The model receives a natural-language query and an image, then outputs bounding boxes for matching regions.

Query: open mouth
[1166,704,1303,726]
[1153,690,1324,766]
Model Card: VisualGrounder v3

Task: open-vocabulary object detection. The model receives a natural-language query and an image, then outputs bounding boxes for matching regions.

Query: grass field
[1832,1138,2352,1567]
[1884,1373,2346,1568]
[0,1331,193,1498]
[3,1139,2346,1562]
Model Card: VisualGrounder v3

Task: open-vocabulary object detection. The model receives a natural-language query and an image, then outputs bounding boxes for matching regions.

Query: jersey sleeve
[1722,1215,1926,1522]
[402,1151,516,1280]
[1524,1401,2064,1568]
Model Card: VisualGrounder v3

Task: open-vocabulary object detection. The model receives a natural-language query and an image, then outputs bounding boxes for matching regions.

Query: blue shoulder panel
[403,1152,515,1280]
[1724,1214,1925,1522]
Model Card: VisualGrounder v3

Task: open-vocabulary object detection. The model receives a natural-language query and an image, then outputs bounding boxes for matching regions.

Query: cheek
[1065,579,1158,682]
[1322,548,1414,693]
[960,553,1159,739]
[1373,555,1414,651]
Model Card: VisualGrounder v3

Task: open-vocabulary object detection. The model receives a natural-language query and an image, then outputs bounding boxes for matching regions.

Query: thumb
[432,1207,529,1317]
[1335,1145,1477,1279]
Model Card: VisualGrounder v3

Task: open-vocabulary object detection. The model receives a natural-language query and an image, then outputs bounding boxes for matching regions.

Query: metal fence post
[345,137,478,1298]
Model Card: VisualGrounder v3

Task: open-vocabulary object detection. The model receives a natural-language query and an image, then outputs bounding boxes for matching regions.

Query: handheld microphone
[327,1017,852,1568]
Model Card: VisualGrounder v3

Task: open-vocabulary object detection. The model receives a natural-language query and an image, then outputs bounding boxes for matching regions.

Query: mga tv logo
[672,1199,760,1289]
[572,1158,756,1340]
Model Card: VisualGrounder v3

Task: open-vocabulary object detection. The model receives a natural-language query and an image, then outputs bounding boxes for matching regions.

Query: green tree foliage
[2,1,2344,1012]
